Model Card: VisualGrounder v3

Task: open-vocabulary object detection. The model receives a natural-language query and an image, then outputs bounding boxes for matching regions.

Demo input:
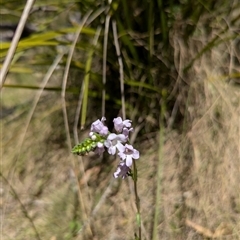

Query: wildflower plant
[72,117,142,239]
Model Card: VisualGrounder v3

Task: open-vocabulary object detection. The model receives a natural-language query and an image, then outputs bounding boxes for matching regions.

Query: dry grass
[2,73,240,240]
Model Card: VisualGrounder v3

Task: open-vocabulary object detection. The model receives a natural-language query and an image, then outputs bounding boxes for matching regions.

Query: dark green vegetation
[1,0,240,239]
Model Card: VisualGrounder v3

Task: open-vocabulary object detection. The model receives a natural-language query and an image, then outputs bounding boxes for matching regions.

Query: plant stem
[132,159,141,240]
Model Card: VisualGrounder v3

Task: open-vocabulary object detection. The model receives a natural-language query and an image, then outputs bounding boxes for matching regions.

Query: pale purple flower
[122,127,133,138]
[118,144,139,167]
[94,142,105,155]
[113,117,132,132]
[113,162,130,179]
[104,133,126,155]
[90,117,108,136]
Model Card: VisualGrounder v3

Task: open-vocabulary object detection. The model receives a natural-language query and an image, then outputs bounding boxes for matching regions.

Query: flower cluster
[72,117,140,179]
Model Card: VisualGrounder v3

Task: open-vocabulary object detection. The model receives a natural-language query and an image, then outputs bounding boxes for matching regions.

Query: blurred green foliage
[1,0,239,130]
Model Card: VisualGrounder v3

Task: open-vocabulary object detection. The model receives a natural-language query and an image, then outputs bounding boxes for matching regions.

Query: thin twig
[0,0,36,89]
[61,11,93,151]
[73,82,84,144]
[102,14,111,118]
[112,20,126,119]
